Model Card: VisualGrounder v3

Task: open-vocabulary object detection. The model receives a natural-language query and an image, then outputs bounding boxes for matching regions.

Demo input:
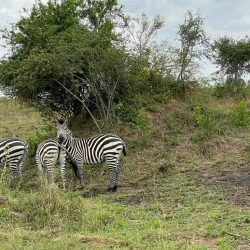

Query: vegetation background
[0,0,250,249]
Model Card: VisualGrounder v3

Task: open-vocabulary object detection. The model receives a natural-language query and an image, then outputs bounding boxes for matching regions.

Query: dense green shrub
[26,124,56,156]
[231,100,249,128]
[0,0,172,129]
[213,79,249,99]
[192,104,227,140]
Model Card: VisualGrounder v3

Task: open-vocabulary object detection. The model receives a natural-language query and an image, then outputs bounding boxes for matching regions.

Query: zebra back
[36,138,81,189]
[61,134,126,165]
[0,138,27,165]
[36,139,61,167]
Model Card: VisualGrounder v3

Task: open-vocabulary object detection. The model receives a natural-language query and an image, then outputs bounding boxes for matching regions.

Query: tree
[0,0,171,129]
[212,36,250,83]
[0,0,124,121]
[124,14,164,56]
[175,10,209,84]
[121,14,173,99]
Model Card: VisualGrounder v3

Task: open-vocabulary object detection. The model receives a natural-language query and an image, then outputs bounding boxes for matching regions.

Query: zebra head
[56,119,72,144]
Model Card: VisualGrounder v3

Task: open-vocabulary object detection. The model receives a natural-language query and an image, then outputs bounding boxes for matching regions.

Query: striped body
[0,138,27,187]
[57,120,127,192]
[36,139,67,189]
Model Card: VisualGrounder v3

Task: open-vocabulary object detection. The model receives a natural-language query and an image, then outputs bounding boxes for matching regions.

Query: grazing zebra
[0,138,27,187]
[56,119,127,192]
[36,139,79,190]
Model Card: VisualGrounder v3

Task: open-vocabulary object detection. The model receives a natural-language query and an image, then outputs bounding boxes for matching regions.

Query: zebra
[36,139,79,190]
[0,138,27,187]
[56,119,127,192]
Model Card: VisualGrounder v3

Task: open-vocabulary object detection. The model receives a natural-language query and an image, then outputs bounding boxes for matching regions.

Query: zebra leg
[18,148,27,177]
[46,160,56,186]
[106,158,120,192]
[9,161,19,188]
[71,162,80,191]
[18,162,24,177]
[36,153,44,180]
[59,150,66,191]
[66,156,78,190]
[37,162,44,180]
[72,167,78,191]
[78,165,85,189]
[49,167,55,186]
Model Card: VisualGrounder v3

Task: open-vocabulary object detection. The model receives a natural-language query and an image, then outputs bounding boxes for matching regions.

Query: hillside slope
[0,95,249,249]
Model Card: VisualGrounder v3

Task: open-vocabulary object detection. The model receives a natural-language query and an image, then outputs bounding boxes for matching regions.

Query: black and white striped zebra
[56,119,127,192]
[36,139,80,190]
[0,138,27,187]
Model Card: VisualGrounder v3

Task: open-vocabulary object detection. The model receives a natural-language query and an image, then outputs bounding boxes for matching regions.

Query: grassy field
[0,95,250,249]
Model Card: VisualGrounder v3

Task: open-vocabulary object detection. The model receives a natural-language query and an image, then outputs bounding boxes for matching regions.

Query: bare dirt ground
[102,158,250,211]
[196,160,250,208]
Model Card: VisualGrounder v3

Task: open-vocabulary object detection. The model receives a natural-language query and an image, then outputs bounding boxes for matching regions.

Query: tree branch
[54,79,102,133]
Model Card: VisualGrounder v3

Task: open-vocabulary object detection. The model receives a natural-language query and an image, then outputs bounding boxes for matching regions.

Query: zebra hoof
[106,186,118,193]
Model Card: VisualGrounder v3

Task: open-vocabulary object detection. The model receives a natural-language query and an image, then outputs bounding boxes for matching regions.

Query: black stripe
[97,141,122,157]
[8,148,25,155]
[42,146,58,154]
[0,142,25,154]
[102,144,122,154]
[91,135,108,155]
[93,136,118,158]
[0,148,25,158]
[0,138,15,147]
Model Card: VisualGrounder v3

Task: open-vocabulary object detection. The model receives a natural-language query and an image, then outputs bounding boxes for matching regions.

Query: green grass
[0,172,249,249]
[0,96,250,249]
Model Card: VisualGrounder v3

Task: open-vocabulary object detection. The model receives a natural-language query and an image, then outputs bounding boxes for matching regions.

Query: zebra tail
[122,141,127,156]
[18,143,28,166]
[70,159,80,180]
[55,142,81,180]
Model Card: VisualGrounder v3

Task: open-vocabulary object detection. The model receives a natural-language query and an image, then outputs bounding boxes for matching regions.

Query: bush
[0,0,172,129]
[26,124,56,156]
[231,100,249,128]
[192,104,227,140]
[213,79,250,99]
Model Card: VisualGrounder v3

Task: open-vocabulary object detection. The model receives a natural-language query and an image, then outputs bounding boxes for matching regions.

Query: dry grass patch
[0,98,42,139]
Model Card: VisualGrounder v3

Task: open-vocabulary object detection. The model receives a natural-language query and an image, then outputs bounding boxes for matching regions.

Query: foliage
[26,123,56,156]
[0,0,172,129]
[212,36,250,83]
[111,14,173,126]
[0,0,123,118]
[193,104,227,140]
[174,10,209,85]
[124,14,164,56]
[213,78,250,99]
[231,100,249,128]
